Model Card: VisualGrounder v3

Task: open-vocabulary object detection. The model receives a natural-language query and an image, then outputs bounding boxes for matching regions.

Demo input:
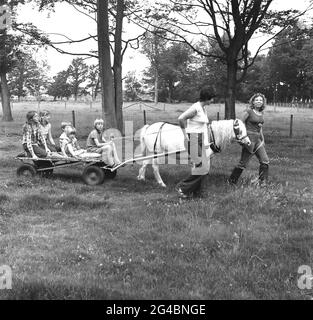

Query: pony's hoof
[137,176,145,181]
[159,183,166,188]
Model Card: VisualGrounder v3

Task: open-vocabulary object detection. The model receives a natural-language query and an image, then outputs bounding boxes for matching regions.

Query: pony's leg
[137,159,150,181]
[152,159,166,187]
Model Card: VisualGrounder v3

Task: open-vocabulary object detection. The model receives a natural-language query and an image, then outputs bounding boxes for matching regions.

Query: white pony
[137,119,251,187]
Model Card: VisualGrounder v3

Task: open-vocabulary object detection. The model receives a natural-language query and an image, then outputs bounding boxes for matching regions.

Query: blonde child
[86,118,121,167]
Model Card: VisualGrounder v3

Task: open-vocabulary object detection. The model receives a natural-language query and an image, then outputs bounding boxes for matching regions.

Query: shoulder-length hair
[39,110,51,125]
[249,93,267,111]
[26,111,37,124]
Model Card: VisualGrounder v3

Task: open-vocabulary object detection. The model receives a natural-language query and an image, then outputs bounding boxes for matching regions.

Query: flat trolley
[15,155,117,186]
[15,149,186,186]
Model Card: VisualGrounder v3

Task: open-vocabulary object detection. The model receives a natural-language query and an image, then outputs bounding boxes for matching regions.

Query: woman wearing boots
[229,93,269,185]
[176,87,216,198]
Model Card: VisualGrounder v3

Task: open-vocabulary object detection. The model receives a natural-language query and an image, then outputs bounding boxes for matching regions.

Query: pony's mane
[210,120,235,150]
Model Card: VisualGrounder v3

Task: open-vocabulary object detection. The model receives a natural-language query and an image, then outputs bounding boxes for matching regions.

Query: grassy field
[0,101,313,299]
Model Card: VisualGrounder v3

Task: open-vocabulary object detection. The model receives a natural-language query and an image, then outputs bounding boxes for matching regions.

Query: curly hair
[249,93,267,111]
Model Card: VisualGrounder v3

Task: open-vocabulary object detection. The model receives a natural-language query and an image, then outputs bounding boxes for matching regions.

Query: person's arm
[67,143,76,157]
[93,137,105,147]
[73,138,81,150]
[48,124,55,145]
[241,110,249,123]
[26,126,37,159]
[260,126,265,142]
[60,138,69,157]
[40,131,50,154]
[178,106,197,140]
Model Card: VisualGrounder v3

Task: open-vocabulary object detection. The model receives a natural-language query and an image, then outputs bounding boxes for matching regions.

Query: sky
[15,0,313,78]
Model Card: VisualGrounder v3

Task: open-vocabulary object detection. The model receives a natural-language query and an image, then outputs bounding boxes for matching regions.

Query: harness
[208,119,248,154]
[209,125,221,153]
[153,122,176,154]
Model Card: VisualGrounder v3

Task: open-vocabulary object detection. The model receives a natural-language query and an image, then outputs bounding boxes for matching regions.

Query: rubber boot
[229,167,243,185]
[259,163,269,185]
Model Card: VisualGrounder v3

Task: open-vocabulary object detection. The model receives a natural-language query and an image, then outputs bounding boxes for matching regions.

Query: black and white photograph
[1,0,313,303]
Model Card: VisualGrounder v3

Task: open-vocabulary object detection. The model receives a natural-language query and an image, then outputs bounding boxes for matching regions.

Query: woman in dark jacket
[229,93,269,185]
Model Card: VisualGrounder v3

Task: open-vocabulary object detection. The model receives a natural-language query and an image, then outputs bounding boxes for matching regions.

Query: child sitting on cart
[59,122,73,157]
[22,111,51,159]
[86,118,121,167]
[62,127,101,159]
[39,110,61,152]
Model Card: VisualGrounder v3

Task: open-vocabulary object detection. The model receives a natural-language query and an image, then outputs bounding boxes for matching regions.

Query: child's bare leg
[111,142,121,164]
[100,145,114,166]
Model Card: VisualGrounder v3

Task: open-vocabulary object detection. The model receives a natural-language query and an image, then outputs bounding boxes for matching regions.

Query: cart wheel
[17,164,37,177]
[82,165,105,185]
[103,169,117,180]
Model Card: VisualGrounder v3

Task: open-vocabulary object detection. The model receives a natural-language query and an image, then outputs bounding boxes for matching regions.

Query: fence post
[65,101,67,109]
[90,101,92,110]
[289,114,293,138]
[143,110,146,125]
[163,103,165,111]
[72,110,76,128]
[217,112,220,121]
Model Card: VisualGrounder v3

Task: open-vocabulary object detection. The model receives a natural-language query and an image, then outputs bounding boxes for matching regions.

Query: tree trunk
[94,77,100,100]
[97,0,116,129]
[225,60,237,119]
[113,0,124,133]
[168,80,174,103]
[154,67,158,104]
[18,64,24,99]
[0,10,12,122]
[0,72,13,121]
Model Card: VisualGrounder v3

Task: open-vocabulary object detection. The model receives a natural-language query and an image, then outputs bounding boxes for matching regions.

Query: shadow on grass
[18,194,111,213]
[0,280,133,300]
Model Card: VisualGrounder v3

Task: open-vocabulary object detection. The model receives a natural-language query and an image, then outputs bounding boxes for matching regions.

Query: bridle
[208,119,248,153]
[233,119,248,143]
[208,124,221,153]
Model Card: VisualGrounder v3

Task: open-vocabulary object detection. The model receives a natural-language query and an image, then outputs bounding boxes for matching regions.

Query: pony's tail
[139,124,150,156]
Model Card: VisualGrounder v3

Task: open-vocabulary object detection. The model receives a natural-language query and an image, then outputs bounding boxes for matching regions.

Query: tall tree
[8,50,50,101]
[67,57,89,101]
[48,70,71,100]
[124,71,141,101]
[141,29,167,103]
[133,0,310,118]
[266,24,313,102]
[1,0,51,120]
[0,0,13,121]
[97,0,116,128]
[37,0,145,132]
[86,64,100,101]
[159,43,192,103]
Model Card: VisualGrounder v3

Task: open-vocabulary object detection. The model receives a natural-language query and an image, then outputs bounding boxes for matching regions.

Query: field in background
[0,101,313,299]
[1,100,313,139]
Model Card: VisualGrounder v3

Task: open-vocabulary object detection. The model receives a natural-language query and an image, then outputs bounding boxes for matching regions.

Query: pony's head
[233,119,251,146]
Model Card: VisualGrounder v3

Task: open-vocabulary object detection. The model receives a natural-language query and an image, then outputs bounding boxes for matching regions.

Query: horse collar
[209,125,221,153]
